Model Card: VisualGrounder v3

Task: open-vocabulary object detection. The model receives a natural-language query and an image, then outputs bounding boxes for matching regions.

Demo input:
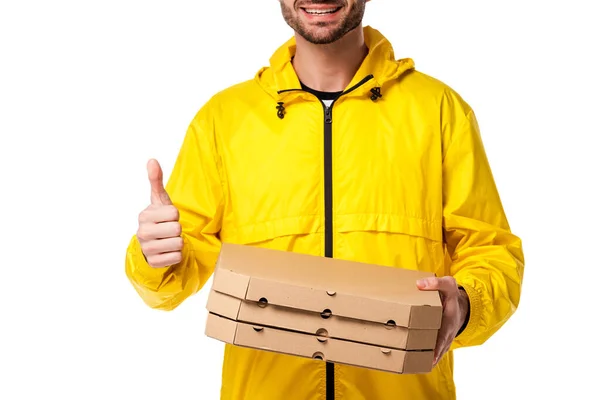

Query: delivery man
[125,1,525,399]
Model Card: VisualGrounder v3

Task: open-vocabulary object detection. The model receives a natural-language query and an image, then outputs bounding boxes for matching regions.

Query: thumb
[416,277,438,290]
[147,158,172,205]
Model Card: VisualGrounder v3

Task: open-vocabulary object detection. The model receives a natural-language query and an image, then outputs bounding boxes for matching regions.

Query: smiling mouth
[301,7,342,15]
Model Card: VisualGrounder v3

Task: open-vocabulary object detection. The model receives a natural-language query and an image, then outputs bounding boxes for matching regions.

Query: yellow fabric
[125,26,524,400]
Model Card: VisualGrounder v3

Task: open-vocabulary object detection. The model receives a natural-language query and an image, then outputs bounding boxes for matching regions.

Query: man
[125,1,525,399]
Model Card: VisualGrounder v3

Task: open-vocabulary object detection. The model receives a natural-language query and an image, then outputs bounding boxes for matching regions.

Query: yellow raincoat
[125,26,524,400]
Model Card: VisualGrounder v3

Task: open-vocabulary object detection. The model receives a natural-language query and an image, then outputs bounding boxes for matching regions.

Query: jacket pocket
[220,214,322,253]
[334,213,445,274]
[335,213,442,242]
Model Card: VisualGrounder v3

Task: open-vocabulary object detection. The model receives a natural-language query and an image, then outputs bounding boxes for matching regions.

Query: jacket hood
[254,26,415,100]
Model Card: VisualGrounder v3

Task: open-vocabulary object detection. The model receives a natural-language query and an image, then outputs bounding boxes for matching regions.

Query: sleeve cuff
[453,281,483,343]
[126,235,172,283]
[456,286,470,337]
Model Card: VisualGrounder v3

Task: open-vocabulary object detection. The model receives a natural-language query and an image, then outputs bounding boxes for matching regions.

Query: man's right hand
[136,159,183,268]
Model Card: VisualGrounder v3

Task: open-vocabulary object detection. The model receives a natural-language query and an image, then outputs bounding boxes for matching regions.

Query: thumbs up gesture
[136,159,183,268]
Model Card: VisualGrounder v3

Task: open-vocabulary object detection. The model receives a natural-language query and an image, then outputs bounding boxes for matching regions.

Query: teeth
[304,8,338,15]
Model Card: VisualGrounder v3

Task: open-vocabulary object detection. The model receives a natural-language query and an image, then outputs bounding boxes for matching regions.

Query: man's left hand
[416,276,470,366]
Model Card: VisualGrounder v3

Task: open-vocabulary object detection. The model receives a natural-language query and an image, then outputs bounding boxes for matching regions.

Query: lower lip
[300,7,342,22]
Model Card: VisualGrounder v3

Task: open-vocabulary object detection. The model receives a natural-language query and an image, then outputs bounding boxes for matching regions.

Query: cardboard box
[205,243,442,374]
[206,313,435,374]
[207,289,438,350]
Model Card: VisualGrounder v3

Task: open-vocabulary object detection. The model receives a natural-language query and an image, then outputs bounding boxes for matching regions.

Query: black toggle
[276,102,285,119]
[370,87,382,101]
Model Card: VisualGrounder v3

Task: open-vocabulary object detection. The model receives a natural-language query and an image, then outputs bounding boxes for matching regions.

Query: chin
[299,25,344,45]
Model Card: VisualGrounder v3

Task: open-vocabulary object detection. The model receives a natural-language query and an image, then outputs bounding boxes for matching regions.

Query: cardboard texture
[206,313,434,375]
[207,289,438,351]
[205,243,443,374]
[211,243,442,329]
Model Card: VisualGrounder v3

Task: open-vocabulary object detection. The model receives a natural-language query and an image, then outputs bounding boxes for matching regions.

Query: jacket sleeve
[441,97,525,349]
[125,102,225,311]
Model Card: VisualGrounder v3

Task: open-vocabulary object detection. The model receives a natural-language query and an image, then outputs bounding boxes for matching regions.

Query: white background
[1,0,598,398]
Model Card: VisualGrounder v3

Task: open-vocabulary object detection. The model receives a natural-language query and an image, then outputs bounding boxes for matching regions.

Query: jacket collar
[255,26,415,99]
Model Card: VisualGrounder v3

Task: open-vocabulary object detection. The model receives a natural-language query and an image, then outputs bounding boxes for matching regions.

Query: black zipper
[323,103,335,400]
[278,74,375,400]
[319,74,374,261]
[321,75,374,400]
[324,104,333,258]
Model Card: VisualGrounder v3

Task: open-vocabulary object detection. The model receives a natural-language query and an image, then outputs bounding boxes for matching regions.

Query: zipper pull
[325,107,332,124]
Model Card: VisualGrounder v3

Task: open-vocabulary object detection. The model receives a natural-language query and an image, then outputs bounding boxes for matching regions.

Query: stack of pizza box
[205,243,442,374]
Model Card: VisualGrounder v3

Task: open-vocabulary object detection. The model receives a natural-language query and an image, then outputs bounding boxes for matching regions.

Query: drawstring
[370,87,382,101]
[276,102,285,119]
[275,86,382,119]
